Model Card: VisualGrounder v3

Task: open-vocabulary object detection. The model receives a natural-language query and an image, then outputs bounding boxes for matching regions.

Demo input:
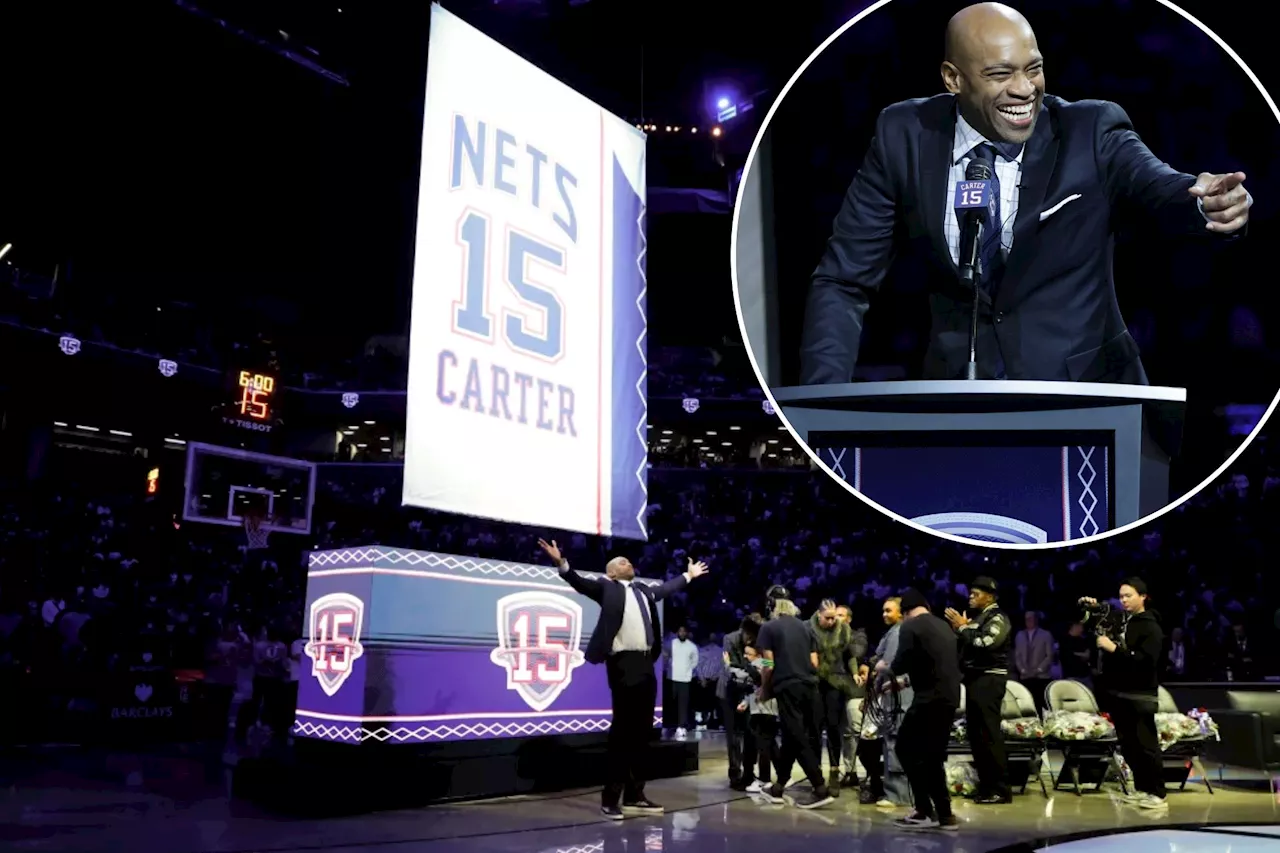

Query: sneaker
[745,780,764,794]
[601,805,624,821]
[875,798,896,808]
[760,783,787,804]
[1134,794,1168,810]
[828,770,842,798]
[936,814,960,832]
[621,799,664,815]
[841,771,860,788]
[892,811,939,830]
[674,727,687,740]
[786,785,835,809]
[729,777,755,792]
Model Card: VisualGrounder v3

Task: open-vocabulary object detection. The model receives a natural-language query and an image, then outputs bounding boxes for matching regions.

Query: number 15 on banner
[452,209,567,363]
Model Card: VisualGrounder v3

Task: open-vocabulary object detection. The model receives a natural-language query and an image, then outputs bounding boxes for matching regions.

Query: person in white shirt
[668,625,699,739]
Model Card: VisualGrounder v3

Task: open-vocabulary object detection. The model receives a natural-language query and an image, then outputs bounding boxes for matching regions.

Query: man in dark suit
[800,2,1252,385]
[538,537,709,820]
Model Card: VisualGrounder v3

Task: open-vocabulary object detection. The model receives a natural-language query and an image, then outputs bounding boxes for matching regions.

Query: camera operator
[944,576,1013,804]
[1080,577,1166,811]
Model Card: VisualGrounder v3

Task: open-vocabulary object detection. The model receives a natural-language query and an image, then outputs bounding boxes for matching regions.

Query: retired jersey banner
[404,4,648,539]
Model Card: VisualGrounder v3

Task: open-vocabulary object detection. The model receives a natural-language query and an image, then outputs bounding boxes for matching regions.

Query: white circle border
[728,0,1280,551]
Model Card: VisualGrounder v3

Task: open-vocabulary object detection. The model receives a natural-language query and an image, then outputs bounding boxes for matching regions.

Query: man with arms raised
[539,538,709,820]
[801,2,1250,384]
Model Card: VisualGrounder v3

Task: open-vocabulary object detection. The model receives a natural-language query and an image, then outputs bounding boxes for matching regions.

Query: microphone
[955,157,995,380]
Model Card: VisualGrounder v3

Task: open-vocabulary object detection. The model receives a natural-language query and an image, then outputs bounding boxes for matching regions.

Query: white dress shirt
[945,113,1022,266]
[669,637,699,682]
[612,578,651,654]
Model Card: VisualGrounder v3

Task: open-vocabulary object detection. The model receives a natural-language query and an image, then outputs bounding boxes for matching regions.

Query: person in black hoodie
[1081,577,1166,811]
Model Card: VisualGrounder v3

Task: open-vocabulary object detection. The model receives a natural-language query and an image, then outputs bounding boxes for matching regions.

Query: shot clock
[221,368,281,433]
[237,370,276,421]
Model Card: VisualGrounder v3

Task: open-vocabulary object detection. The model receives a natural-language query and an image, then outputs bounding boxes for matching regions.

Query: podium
[772,381,1185,545]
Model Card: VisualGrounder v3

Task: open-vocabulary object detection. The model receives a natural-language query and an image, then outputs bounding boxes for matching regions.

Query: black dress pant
[896,700,954,820]
[722,694,756,781]
[774,681,825,789]
[672,680,692,729]
[965,673,1010,797]
[1109,694,1164,798]
[604,651,657,807]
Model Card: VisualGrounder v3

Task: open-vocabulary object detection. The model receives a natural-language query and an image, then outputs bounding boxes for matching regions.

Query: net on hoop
[243,511,272,550]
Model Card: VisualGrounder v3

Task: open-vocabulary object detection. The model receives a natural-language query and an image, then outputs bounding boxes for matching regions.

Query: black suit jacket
[800,94,1241,385]
[557,562,688,665]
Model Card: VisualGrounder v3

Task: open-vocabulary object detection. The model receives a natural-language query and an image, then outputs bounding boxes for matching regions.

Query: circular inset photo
[732,0,1279,547]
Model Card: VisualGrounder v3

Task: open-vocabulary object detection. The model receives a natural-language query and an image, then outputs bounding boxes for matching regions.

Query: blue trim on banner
[609,153,648,540]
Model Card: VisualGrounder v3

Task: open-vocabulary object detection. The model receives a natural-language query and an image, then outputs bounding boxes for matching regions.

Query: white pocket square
[1039,194,1083,221]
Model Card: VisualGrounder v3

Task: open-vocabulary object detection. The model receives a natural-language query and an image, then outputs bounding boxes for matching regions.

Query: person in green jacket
[809,599,867,794]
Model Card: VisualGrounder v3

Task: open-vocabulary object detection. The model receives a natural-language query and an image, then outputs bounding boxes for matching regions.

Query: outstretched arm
[800,106,901,385]
[1098,100,1250,237]
[652,558,709,602]
[538,538,604,603]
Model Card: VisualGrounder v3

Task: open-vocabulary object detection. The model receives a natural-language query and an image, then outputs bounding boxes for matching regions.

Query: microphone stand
[958,217,984,381]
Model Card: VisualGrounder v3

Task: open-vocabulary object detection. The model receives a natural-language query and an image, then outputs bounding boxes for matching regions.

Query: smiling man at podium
[799,2,1251,386]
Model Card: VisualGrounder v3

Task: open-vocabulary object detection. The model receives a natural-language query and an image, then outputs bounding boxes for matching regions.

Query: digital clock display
[237,370,276,421]
[221,368,280,434]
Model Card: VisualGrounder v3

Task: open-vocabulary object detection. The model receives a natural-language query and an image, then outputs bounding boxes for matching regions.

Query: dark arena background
[0,1,1278,852]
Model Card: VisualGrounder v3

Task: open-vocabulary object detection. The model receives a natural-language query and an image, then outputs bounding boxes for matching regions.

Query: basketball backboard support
[183,442,316,534]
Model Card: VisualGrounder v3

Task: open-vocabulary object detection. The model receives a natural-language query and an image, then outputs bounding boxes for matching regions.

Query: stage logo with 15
[490,591,586,712]
[305,592,367,697]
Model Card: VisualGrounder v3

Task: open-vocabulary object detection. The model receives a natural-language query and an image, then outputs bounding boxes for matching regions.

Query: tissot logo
[223,417,274,433]
[489,591,586,712]
[304,592,366,696]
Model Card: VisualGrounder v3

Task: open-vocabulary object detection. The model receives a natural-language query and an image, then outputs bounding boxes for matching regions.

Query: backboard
[182,442,316,534]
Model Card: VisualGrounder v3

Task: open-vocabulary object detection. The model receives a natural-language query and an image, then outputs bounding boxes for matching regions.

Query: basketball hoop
[243,512,271,550]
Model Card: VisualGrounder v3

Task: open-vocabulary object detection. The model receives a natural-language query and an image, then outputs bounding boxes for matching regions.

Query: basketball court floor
[1,733,1276,853]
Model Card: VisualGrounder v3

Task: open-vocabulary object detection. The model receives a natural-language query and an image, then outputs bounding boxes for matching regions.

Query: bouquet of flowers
[1043,709,1115,740]
[1155,712,1203,749]
[1001,716,1046,739]
[945,761,979,797]
[1187,708,1220,740]
[950,717,968,743]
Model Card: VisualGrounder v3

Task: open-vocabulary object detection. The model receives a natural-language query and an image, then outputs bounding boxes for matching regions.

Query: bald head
[945,3,1033,66]
[941,3,1045,144]
[605,556,635,581]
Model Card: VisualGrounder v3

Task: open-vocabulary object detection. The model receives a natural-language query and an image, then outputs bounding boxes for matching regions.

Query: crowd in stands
[0,422,1275,748]
[1,276,763,400]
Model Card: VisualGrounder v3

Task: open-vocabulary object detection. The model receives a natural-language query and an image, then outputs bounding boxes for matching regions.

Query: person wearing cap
[944,576,1013,804]
[1080,577,1166,811]
[880,587,961,831]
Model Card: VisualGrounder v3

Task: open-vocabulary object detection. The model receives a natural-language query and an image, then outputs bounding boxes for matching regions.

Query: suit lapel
[921,97,992,308]
[998,103,1059,307]
[921,99,958,278]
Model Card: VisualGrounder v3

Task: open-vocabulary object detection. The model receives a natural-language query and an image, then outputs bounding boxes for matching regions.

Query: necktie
[631,583,654,647]
[970,141,1021,379]
[970,143,1009,288]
